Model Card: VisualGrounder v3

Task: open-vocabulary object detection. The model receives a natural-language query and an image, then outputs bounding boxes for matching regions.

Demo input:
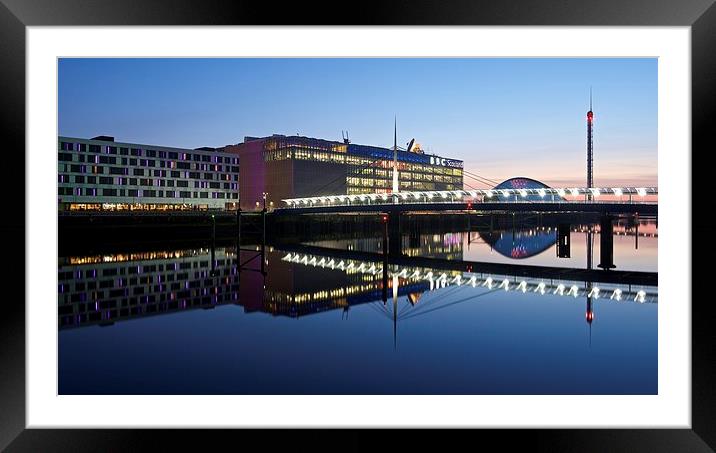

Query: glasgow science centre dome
[492,177,563,202]
[478,177,563,259]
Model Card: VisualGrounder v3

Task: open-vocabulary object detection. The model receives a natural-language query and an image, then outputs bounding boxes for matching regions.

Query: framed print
[2,0,714,450]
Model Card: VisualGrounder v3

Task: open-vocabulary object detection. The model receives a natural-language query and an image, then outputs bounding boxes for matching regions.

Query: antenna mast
[392,116,399,193]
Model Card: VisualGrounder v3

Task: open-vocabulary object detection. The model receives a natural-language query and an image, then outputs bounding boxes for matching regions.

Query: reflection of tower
[393,274,399,350]
[586,295,594,347]
[586,226,594,346]
[587,88,594,201]
[586,226,594,271]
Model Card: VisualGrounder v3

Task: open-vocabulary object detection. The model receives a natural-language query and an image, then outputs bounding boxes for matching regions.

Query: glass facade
[231,135,464,209]
[58,137,240,211]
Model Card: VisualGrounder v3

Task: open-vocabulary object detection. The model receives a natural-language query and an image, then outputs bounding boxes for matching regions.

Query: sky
[58,58,657,188]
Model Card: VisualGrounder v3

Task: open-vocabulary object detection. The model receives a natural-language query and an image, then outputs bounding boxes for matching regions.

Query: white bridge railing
[281,187,658,208]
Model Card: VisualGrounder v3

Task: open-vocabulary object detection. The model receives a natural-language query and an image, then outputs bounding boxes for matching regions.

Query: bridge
[274,187,658,216]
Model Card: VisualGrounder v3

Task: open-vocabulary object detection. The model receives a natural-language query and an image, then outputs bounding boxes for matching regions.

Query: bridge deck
[273,201,657,216]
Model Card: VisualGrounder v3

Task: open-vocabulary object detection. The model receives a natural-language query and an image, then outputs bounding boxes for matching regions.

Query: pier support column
[382,221,389,303]
[261,208,267,275]
[388,211,402,256]
[237,208,242,244]
[557,223,571,258]
[598,214,616,270]
[210,214,217,276]
[408,216,419,249]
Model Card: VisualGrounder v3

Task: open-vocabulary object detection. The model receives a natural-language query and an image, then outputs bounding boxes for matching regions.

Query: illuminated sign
[429,156,463,168]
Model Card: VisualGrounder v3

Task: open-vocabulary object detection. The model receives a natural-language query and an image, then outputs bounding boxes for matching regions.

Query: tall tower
[392,117,399,194]
[587,88,594,200]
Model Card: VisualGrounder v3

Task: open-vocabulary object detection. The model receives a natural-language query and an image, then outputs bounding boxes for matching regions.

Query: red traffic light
[381,214,389,223]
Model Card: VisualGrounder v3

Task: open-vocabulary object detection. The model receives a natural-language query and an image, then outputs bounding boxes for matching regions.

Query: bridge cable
[462,169,501,186]
[399,288,500,321]
[463,171,501,186]
[396,282,464,318]
[460,173,496,190]
[366,300,393,320]
[462,171,501,188]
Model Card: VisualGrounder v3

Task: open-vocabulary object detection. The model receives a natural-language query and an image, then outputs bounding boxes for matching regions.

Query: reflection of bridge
[275,187,658,215]
[275,243,656,349]
[279,251,657,303]
[58,239,657,331]
[276,242,657,286]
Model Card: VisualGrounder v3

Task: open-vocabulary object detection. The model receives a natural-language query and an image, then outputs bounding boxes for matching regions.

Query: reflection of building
[479,227,557,259]
[227,134,464,210]
[58,136,240,211]
[58,248,239,329]
[492,177,562,202]
[306,233,465,261]
[239,248,430,317]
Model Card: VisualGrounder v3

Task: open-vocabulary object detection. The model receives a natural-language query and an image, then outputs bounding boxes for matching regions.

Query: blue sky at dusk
[59,58,657,187]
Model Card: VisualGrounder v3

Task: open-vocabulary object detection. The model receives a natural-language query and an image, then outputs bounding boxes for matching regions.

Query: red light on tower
[587,110,594,123]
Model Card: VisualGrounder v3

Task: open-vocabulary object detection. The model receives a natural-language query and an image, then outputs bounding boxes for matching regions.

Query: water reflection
[478,228,557,259]
[58,216,657,394]
[58,232,657,329]
[58,248,239,329]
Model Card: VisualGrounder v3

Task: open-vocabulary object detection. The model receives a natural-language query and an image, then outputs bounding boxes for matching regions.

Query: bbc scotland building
[58,136,240,211]
[227,134,464,211]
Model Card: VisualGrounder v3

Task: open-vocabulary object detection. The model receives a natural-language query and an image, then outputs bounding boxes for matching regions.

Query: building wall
[231,135,464,210]
[58,137,240,211]
[233,140,266,211]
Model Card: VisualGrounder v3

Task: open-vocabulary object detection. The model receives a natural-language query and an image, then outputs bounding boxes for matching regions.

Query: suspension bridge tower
[587,88,594,200]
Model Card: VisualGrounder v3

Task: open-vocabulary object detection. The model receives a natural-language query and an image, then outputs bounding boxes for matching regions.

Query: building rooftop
[239,133,463,164]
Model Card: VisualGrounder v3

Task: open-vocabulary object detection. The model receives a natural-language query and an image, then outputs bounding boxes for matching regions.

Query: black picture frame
[2,0,712,450]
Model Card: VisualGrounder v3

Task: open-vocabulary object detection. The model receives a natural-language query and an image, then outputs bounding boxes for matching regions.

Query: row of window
[345,182,457,194]
[59,153,239,173]
[346,177,461,187]
[59,173,238,188]
[58,187,238,199]
[60,164,238,182]
[345,170,462,182]
[59,283,239,307]
[60,268,234,291]
[59,141,238,165]
[263,139,347,154]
